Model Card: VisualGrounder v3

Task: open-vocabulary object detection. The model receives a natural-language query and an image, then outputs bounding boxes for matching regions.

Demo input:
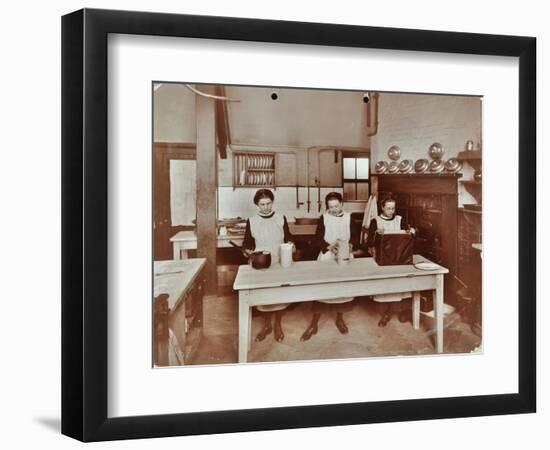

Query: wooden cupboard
[376,174,460,304]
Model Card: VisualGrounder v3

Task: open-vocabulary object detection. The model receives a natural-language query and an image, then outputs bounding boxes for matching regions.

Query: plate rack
[233,152,276,188]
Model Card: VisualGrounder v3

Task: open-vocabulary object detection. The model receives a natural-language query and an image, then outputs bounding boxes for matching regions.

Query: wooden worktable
[154,259,207,310]
[154,259,207,366]
[233,255,448,362]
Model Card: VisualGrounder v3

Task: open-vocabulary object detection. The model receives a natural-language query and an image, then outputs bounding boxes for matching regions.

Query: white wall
[2,1,547,450]
[154,83,371,148]
[217,186,365,221]
[371,93,481,205]
[153,83,197,142]
[226,86,370,148]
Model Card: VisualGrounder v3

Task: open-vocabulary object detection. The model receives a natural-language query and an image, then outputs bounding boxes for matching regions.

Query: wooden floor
[190,294,482,365]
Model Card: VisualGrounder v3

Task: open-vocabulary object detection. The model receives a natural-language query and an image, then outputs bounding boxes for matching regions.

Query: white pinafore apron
[372,215,411,302]
[249,212,289,312]
[317,212,354,304]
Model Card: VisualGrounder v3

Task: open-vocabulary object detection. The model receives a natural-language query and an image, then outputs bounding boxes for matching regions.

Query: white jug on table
[280,243,293,268]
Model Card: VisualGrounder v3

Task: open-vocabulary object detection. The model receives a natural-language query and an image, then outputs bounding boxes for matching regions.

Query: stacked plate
[247,155,273,169]
[414,158,429,173]
[388,161,400,174]
[375,161,389,173]
[444,157,463,173]
[428,160,445,173]
[398,159,414,173]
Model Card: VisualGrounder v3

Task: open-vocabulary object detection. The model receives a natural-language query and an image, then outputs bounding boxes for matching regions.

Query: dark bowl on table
[249,251,271,269]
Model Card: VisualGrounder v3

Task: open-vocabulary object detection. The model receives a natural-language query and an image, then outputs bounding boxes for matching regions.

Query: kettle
[249,251,271,270]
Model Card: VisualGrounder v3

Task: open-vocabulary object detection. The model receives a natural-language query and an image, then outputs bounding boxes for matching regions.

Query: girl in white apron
[300,192,361,341]
[366,196,416,326]
[242,189,293,342]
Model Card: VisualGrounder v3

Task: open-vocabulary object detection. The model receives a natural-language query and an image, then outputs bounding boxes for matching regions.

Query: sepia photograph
[152,83,483,366]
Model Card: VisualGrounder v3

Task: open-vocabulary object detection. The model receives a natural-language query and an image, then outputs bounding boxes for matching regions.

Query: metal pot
[387,145,401,161]
[428,142,444,160]
[249,251,271,269]
[229,240,271,268]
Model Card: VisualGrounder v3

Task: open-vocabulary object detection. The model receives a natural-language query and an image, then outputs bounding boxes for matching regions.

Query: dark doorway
[153,142,196,260]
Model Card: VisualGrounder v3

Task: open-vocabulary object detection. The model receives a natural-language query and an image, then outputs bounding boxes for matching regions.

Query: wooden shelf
[459,207,482,215]
[457,150,482,161]
[457,151,482,172]
[375,173,462,177]
[460,180,482,204]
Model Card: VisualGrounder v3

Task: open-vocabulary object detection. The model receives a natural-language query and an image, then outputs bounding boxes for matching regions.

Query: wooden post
[196,86,218,295]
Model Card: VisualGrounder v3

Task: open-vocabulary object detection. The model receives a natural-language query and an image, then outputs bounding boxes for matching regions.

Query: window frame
[342,151,371,202]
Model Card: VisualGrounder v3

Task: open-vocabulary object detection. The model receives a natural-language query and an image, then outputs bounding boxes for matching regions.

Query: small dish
[414,261,440,271]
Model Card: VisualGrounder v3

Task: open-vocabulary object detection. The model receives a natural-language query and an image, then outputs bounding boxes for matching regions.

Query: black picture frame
[61,8,536,442]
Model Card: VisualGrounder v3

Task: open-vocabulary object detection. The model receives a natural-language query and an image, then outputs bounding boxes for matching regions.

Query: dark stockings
[301,311,349,341]
[256,311,285,342]
[255,312,272,341]
[378,301,411,326]
[378,303,392,327]
[273,310,284,342]
[300,313,320,341]
[335,312,349,334]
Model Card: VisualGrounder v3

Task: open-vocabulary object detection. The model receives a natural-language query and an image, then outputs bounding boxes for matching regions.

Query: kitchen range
[153,84,482,366]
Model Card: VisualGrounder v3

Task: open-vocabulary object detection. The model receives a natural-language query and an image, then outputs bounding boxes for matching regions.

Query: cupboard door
[319,149,342,187]
[275,152,297,186]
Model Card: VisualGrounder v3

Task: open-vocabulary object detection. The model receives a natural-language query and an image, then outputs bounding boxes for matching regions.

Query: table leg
[172,243,189,260]
[412,291,420,330]
[238,291,251,363]
[173,243,180,260]
[434,275,444,353]
[248,308,252,352]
